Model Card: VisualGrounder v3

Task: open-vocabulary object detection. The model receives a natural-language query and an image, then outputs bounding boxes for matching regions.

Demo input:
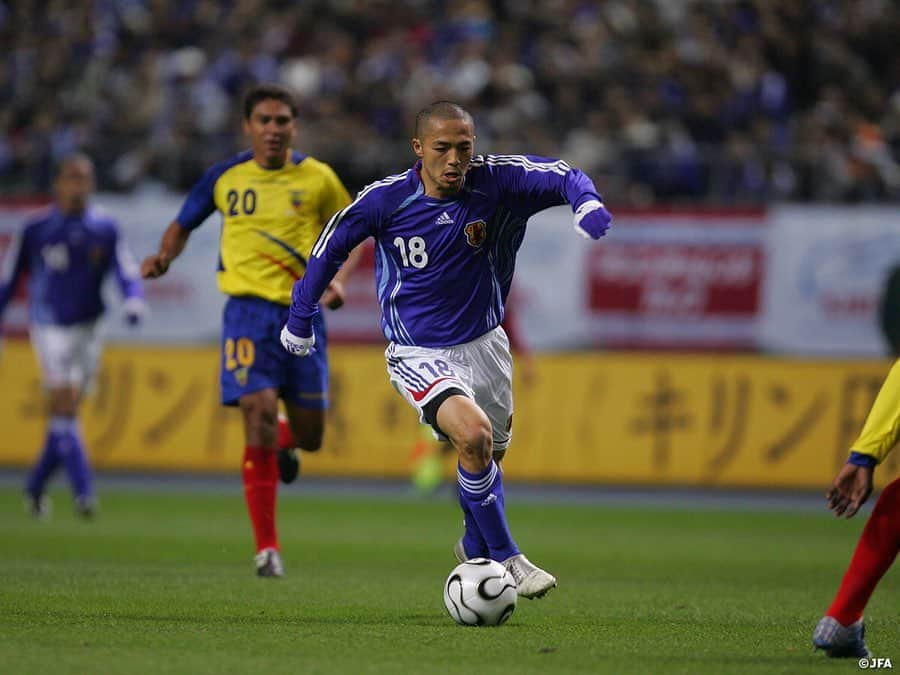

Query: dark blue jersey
[0,205,144,326]
[289,154,602,347]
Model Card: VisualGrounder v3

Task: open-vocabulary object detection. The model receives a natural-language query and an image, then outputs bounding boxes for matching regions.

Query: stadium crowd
[2,0,899,203]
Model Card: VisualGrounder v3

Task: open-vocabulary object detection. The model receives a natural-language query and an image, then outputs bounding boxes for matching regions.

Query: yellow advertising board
[0,342,897,490]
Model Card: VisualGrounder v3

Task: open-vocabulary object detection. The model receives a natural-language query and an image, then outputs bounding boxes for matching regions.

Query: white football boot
[254,547,285,578]
[502,553,557,599]
[813,616,872,658]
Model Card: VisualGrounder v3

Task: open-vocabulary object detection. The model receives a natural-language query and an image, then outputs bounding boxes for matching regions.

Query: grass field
[0,480,897,675]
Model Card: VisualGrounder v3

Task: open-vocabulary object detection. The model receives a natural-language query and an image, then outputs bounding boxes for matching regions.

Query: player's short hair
[242,83,299,120]
[414,101,474,138]
[54,152,94,178]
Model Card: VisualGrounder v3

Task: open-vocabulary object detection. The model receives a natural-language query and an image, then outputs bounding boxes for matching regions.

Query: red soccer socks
[826,477,900,625]
[242,445,279,553]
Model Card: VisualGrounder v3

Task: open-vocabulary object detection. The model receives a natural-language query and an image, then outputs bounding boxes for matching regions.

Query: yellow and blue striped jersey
[852,359,900,464]
[176,150,351,305]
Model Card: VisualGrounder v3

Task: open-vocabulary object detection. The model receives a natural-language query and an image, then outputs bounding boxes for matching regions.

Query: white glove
[280,325,315,357]
[123,297,147,327]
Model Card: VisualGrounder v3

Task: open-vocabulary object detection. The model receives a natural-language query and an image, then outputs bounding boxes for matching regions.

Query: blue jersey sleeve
[0,227,29,320]
[287,190,381,336]
[175,164,223,230]
[481,154,604,215]
[111,227,144,301]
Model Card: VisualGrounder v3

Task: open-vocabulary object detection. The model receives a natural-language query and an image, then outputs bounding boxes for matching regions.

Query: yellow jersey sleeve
[210,153,351,305]
[317,162,353,225]
[851,358,900,464]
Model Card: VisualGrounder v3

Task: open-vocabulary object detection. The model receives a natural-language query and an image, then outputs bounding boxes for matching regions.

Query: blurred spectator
[879,263,900,357]
[2,0,899,203]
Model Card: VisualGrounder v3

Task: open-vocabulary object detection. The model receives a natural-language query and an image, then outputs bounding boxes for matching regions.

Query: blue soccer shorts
[220,295,329,409]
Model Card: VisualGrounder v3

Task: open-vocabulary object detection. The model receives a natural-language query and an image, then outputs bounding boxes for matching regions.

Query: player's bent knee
[239,393,279,447]
[48,388,79,417]
[453,425,493,468]
[294,428,324,452]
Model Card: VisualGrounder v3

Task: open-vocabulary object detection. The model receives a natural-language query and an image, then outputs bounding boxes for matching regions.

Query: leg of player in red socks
[242,445,283,577]
[826,477,900,624]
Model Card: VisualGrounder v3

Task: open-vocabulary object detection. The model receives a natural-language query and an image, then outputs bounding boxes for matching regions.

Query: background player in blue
[281,101,612,598]
[0,153,146,519]
[141,84,353,578]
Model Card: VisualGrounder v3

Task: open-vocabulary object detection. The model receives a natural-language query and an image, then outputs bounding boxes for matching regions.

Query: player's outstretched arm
[283,193,378,355]
[141,222,191,279]
[281,253,341,357]
[0,228,27,323]
[319,243,364,311]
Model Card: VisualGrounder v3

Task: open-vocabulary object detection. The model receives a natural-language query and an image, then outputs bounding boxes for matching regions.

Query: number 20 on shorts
[225,337,255,371]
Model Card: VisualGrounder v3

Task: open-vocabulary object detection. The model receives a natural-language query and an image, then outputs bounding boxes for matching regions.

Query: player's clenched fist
[280,325,315,357]
[573,200,612,240]
[140,254,171,279]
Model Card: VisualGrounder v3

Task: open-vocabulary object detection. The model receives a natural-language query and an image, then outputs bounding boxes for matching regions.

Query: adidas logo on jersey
[435,211,454,225]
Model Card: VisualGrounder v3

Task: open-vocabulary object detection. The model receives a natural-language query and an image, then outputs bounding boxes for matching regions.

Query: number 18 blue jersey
[291,154,604,347]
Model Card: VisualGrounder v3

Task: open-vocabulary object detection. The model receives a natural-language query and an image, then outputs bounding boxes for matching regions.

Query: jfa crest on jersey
[464,220,487,247]
[175,150,351,305]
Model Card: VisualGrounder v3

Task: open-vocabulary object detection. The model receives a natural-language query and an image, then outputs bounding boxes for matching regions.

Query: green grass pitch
[0,483,897,674]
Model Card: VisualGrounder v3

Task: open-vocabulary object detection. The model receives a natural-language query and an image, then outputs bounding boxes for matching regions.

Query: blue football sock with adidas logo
[457,460,519,562]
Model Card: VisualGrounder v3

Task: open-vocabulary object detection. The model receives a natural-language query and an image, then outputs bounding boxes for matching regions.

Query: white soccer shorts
[30,320,102,390]
[385,325,514,452]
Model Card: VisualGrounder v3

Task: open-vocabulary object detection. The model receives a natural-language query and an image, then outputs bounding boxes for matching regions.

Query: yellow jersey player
[813,359,900,657]
[141,83,353,577]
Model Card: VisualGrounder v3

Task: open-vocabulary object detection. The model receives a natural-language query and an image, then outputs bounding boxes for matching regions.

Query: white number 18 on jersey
[393,236,429,269]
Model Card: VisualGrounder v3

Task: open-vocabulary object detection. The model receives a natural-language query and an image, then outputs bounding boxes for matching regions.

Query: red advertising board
[586,209,767,349]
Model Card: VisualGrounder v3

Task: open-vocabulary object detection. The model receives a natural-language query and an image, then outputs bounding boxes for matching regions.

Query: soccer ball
[443,558,517,626]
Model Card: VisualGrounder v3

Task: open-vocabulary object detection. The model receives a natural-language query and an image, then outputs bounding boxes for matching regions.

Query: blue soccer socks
[25,432,61,499]
[457,460,519,562]
[457,498,489,559]
[53,417,94,502]
[26,417,95,513]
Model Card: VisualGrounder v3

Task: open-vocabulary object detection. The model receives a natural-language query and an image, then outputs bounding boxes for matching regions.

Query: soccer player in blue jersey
[0,153,146,519]
[141,84,353,578]
[281,101,612,598]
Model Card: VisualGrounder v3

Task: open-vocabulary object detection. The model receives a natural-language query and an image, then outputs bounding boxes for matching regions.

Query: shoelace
[505,558,530,583]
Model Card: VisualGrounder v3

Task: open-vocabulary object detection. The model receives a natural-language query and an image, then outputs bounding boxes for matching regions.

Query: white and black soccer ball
[443,558,517,626]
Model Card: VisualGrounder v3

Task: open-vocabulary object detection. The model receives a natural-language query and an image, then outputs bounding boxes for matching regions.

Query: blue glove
[573,200,612,240]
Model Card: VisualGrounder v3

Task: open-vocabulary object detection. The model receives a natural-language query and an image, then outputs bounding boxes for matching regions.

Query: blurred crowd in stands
[2,0,900,203]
